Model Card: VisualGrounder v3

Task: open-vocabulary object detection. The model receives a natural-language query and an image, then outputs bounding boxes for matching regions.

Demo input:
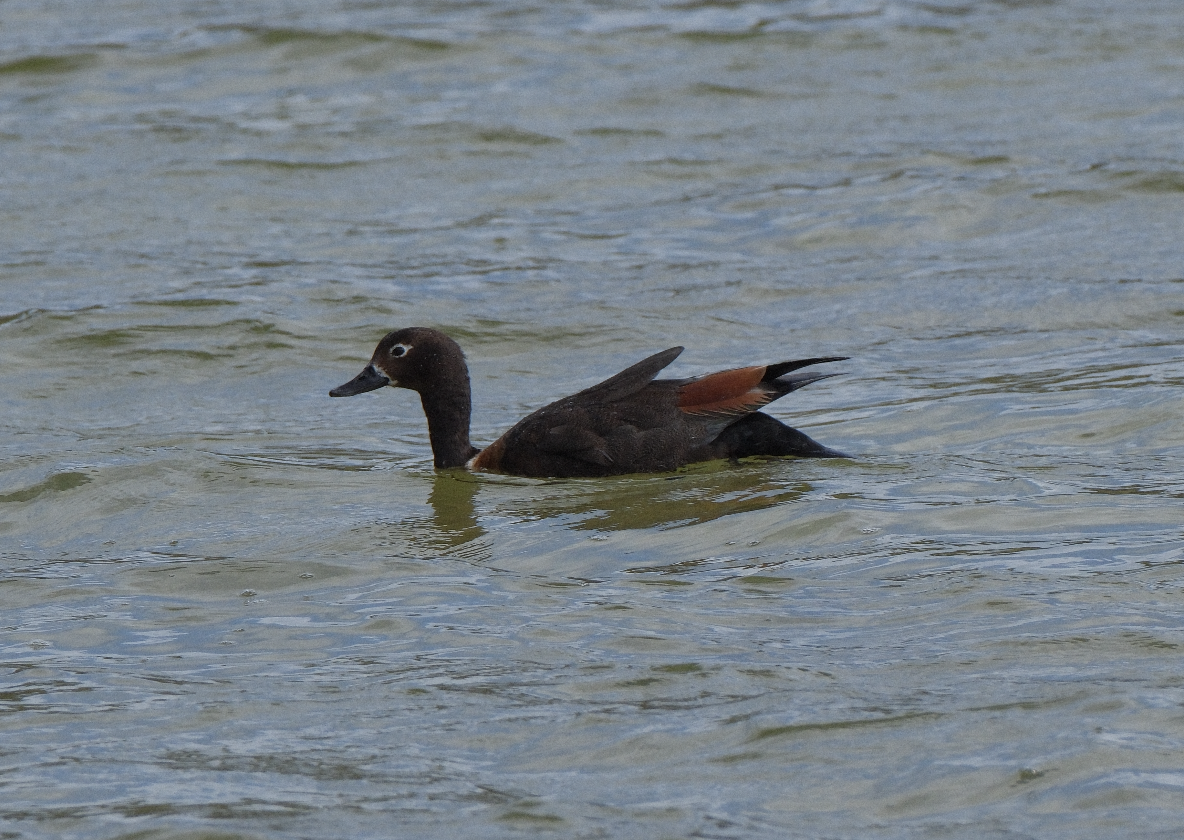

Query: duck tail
[711,412,847,459]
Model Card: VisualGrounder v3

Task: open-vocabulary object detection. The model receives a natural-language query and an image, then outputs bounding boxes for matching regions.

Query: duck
[330,327,848,478]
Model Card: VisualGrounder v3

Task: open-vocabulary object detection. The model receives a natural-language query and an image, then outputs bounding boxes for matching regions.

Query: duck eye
[390,344,409,358]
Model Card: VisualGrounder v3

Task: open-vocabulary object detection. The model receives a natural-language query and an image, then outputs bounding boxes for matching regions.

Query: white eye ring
[390,343,410,358]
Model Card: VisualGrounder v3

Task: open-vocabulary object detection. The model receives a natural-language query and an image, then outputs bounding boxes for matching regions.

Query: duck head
[330,327,468,397]
[329,327,478,469]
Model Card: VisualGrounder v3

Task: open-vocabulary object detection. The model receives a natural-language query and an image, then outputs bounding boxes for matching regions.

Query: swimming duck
[330,327,847,477]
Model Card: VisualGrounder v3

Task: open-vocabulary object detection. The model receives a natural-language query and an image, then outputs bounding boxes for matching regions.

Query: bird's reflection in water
[361,471,487,561]
[370,460,817,561]
[480,459,815,533]
[422,470,485,549]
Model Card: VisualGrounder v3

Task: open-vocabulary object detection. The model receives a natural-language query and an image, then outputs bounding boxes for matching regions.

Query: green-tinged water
[3,1,1183,838]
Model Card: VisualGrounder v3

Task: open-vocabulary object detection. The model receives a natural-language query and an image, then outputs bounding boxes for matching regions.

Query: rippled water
[3,1,1184,838]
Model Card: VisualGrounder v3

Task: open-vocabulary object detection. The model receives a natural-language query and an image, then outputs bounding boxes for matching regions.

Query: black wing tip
[764,356,849,381]
[780,370,844,390]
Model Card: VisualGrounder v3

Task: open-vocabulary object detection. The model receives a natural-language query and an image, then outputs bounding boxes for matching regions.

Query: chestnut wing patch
[677,366,772,416]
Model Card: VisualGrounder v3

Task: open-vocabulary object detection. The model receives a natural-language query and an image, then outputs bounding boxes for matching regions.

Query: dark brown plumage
[330,327,847,477]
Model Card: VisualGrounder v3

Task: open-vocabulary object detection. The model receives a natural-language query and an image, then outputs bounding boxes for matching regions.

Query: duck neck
[419,379,478,469]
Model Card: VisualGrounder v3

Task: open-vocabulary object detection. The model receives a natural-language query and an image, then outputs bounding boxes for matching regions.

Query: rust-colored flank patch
[470,435,507,471]
[678,366,771,416]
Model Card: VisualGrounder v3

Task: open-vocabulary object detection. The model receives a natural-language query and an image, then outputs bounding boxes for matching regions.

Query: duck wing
[573,346,684,402]
[469,347,683,475]
[513,347,686,471]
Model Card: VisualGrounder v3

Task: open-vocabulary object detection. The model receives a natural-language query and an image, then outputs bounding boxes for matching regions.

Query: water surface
[3,1,1184,838]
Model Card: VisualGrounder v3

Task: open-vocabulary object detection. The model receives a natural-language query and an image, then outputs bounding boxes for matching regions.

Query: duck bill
[330,364,391,397]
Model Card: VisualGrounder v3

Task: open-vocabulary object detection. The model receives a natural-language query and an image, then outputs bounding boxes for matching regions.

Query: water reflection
[425,471,483,544]
[480,460,815,533]
[359,462,815,564]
